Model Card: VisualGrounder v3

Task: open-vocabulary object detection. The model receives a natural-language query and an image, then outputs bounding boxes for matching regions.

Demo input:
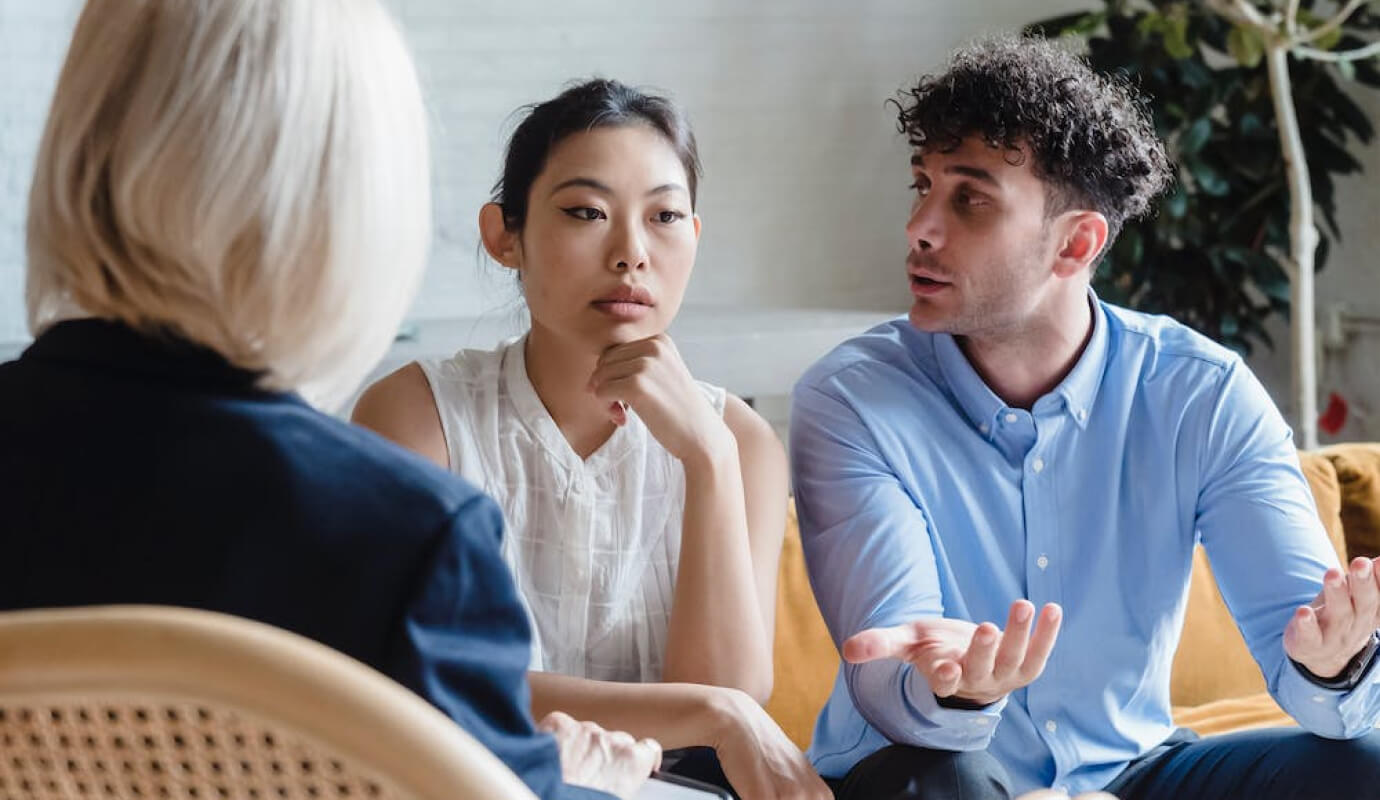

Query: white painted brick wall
[0,0,1087,346]
[2,0,1377,439]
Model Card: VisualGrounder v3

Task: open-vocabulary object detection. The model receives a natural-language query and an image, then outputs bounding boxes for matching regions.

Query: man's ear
[479,202,522,269]
[1053,211,1109,278]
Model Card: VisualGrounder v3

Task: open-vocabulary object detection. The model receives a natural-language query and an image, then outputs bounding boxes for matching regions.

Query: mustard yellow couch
[765,443,1380,748]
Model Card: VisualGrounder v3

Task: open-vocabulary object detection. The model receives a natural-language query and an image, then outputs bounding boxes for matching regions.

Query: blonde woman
[0,2,652,798]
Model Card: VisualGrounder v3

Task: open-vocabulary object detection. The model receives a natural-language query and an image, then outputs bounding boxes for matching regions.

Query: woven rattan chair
[0,606,538,800]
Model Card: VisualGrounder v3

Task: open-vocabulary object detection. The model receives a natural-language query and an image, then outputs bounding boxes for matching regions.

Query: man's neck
[957,293,1095,411]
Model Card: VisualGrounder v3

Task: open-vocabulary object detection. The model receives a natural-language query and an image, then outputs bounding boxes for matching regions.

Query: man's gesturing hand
[841,600,1063,706]
[1285,556,1380,681]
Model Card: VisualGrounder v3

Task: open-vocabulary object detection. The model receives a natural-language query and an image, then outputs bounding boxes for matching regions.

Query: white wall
[2,0,1377,439]
[0,0,1088,343]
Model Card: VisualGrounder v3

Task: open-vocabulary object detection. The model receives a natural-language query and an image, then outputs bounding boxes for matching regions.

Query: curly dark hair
[895,35,1173,246]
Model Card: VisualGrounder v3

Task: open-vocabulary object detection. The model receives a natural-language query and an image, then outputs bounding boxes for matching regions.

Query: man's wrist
[935,692,999,711]
[1294,631,1380,691]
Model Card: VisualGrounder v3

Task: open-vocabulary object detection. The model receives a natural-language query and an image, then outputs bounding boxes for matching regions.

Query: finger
[1285,604,1325,658]
[634,737,662,774]
[1321,568,1354,639]
[1349,558,1379,636]
[842,625,919,664]
[587,358,647,393]
[993,601,1035,681]
[596,337,659,367]
[1017,604,1062,683]
[1372,557,1380,628]
[963,622,1001,683]
[537,710,575,734]
[928,658,963,697]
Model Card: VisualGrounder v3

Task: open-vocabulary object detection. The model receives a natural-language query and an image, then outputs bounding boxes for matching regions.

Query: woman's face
[506,125,700,352]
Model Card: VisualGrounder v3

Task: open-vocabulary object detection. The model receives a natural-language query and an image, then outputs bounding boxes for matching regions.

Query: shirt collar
[1054,289,1109,430]
[20,318,271,393]
[931,288,1109,434]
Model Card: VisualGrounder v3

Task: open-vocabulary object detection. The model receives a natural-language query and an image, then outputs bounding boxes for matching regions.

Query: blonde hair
[26,0,431,409]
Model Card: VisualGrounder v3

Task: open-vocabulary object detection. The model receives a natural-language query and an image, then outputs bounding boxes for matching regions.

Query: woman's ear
[479,202,522,269]
[692,213,702,241]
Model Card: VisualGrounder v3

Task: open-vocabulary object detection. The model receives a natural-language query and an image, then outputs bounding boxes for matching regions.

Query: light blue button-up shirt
[790,297,1380,794]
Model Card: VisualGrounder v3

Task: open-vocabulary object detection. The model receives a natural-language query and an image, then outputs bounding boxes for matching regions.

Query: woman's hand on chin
[588,333,734,467]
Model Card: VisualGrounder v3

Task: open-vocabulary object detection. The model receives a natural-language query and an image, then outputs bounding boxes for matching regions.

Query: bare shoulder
[351,362,449,469]
[722,393,784,461]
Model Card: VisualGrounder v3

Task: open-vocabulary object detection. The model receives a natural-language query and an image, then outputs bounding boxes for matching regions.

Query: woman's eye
[656,210,684,223]
[562,207,606,221]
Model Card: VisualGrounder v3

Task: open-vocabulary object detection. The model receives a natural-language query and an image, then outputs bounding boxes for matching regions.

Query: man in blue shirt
[791,35,1380,799]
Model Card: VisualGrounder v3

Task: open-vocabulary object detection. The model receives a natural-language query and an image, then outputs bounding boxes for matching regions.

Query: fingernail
[1015,604,1033,623]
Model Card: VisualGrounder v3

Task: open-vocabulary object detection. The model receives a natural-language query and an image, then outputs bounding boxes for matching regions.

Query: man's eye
[909,181,930,196]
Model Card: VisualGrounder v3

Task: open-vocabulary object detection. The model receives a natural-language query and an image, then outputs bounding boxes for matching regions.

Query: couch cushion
[1169,452,1345,708]
[1171,692,1295,736]
[1321,443,1380,560]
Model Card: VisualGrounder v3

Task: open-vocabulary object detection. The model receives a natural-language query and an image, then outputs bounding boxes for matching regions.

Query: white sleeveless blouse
[417,337,726,682]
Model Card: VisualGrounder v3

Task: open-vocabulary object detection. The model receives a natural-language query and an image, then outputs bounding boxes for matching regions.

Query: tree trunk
[1265,43,1320,449]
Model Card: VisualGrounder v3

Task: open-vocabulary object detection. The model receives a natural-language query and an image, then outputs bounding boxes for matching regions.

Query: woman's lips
[591,300,653,320]
[592,285,654,319]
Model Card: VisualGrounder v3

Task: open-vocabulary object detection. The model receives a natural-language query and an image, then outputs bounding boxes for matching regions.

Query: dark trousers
[663,747,737,798]
[827,728,1380,800]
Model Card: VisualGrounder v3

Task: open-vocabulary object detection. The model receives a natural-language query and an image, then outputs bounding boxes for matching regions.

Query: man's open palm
[842,600,1063,706]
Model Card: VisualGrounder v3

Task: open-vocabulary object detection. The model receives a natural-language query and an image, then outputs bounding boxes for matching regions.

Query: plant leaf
[1181,117,1212,154]
[1228,24,1264,68]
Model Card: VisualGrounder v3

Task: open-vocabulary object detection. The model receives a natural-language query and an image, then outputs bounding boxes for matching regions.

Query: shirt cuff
[899,665,1006,748]
[1291,631,1380,692]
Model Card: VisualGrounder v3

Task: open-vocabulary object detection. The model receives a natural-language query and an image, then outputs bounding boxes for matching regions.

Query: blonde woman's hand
[707,688,832,800]
[539,711,661,799]
[589,334,733,466]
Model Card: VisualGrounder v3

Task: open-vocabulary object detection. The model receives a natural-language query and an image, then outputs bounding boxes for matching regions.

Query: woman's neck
[524,322,621,459]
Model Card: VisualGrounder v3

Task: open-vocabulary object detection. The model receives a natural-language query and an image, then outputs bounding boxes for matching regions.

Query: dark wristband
[935,694,995,711]
[1293,630,1380,691]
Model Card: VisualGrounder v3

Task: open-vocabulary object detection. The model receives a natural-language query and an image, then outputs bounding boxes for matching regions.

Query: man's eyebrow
[910,156,1001,188]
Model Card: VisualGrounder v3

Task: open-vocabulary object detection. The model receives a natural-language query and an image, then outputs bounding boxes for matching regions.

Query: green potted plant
[1027,0,1380,447]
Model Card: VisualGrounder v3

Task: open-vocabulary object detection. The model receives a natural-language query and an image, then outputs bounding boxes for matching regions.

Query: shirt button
[1045,719,1058,733]
[1074,408,1087,422]
[970,716,989,726]
[979,422,990,434]
[1313,694,1327,703]
[1032,457,1045,473]
[1037,555,1049,570]
[1004,412,1019,424]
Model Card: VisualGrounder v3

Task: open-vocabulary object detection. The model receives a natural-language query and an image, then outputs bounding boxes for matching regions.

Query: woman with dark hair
[354,78,828,800]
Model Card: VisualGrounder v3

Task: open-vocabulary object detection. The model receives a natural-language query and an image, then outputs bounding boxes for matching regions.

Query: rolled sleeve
[1196,361,1380,738]
[791,381,1004,750]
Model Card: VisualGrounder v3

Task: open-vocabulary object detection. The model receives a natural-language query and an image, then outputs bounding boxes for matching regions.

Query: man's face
[904,137,1061,339]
